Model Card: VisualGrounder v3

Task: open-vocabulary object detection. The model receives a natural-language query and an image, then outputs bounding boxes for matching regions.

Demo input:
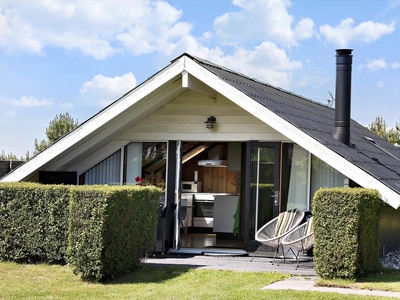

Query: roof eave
[183,58,400,209]
[0,56,188,183]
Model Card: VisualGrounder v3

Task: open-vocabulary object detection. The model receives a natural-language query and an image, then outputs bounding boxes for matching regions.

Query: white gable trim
[0,57,186,182]
[1,55,399,209]
[184,57,400,209]
[46,79,184,172]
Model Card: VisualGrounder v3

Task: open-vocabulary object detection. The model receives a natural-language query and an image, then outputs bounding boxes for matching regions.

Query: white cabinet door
[213,196,239,233]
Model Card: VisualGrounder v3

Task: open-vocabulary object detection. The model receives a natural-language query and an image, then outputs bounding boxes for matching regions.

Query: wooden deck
[144,248,317,277]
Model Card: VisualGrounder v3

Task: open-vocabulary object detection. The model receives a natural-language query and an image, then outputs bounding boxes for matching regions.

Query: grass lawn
[317,269,400,292]
[0,262,398,299]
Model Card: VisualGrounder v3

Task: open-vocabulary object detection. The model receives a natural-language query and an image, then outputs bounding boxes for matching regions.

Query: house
[1,49,399,254]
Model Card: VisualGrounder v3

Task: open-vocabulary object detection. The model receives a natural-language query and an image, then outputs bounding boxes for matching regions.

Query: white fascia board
[184,58,400,209]
[0,57,186,183]
[182,71,189,88]
[182,70,215,94]
[48,79,184,171]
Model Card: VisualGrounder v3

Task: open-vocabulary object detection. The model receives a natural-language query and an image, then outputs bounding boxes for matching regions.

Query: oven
[193,194,214,228]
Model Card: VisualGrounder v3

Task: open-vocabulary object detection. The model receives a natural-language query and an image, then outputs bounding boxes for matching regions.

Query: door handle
[270,191,279,206]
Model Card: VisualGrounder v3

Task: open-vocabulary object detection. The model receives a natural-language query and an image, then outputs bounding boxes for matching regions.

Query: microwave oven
[181,181,202,193]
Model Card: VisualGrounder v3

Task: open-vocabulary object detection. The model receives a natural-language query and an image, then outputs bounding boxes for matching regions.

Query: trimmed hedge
[313,187,382,279]
[0,183,162,281]
[67,185,162,281]
[0,182,70,264]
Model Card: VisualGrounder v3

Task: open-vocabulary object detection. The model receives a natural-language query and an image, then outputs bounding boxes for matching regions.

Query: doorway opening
[176,141,243,251]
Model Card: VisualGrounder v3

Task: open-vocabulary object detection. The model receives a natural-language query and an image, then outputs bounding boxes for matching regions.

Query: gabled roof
[185,54,400,208]
[2,53,399,208]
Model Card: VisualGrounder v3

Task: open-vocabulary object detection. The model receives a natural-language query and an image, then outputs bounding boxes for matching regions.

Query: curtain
[84,150,121,185]
[125,142,143,185]
[311,155,346,202]
[286,144,309,210]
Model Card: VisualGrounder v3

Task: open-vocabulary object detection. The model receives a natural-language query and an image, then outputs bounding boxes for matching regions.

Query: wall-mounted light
[205,116,216,129]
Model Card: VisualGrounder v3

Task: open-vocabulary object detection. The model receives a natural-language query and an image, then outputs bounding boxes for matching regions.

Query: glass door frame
[243,141,281,250]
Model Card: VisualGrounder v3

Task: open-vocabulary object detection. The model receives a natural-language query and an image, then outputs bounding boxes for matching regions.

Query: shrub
[67,185,162,281]
[313,187,382,279]
[0,182,70,264]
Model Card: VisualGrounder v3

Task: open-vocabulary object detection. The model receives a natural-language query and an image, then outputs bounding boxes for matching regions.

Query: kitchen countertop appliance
[181,181,202,193]
[193,193,214,228]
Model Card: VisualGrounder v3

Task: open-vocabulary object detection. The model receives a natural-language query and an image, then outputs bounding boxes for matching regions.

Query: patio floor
[144,248,317,277]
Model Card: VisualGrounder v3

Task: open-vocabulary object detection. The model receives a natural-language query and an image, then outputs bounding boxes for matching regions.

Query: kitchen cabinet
[213,195,239,233]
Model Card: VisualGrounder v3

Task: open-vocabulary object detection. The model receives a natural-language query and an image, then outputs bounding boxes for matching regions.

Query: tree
[0,150,18,161]
[34,139,49,154]
[368,117,400,146]
[34,113,78,155]
[0,150,29,161]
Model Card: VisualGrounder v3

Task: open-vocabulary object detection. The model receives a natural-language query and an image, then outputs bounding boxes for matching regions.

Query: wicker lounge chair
[280,216,314,269]
[250,209,305,264]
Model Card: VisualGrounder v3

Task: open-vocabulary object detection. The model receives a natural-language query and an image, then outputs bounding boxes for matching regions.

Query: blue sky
[1,0,399,158]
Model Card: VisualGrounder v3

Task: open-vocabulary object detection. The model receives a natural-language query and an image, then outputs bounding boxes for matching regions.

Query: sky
[1,0,399,158]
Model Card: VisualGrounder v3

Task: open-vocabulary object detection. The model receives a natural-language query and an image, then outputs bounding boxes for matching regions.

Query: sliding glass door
[244,142,280,249]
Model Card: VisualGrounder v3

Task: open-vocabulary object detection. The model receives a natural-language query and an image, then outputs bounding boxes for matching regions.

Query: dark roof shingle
[193,55,400,194]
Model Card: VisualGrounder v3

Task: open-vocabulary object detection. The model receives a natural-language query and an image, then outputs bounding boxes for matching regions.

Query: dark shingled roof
[191,55,400,195]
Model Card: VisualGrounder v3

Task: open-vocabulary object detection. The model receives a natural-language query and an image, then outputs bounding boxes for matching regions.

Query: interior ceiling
[142,142,217,176]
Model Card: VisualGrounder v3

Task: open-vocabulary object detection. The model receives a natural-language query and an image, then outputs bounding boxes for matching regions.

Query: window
[286,144,309,210]
[124,143,143,185]
[123,142,167,188]
[282,143,346,210]
[310,155,346,203]
[80,142,167,187]
[83,150,121,185]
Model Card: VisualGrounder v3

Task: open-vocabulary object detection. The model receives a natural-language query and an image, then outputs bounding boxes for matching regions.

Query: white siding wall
[115,90,287,142]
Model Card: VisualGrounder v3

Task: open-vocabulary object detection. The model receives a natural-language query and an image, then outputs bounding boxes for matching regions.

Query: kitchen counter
[213,195,239,233]
[190,193,237,229]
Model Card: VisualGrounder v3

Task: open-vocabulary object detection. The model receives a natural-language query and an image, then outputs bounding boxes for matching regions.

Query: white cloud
[218,42,302,88]
[115,1,193,56]
[392,62,400,69]
[320,18,395,48]
[366,58,388,71]
[214,0,314,47]
[0,0,194,59]
[61,102,74,109]
[41,0,75,18]
[5,110,15,116]
[0,95,52,107]
[360,59,400,71]
[377,81,384,87]
[170,36,302,88]
[79,73,137,107]
[0,7,43,55]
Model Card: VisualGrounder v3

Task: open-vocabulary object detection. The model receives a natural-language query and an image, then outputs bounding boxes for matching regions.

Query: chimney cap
[336,49,353,54]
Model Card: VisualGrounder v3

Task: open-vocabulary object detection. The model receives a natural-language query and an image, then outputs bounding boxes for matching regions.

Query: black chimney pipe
[333,49,353,146]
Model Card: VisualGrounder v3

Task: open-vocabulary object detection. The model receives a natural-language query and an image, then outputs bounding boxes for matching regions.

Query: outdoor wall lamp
[205,116,216,129]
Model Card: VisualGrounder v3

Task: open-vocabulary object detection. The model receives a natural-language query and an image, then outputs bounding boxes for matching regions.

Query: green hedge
[0,182,70,264]
[313,187,382,279]
[0,183,162,281]
[67,185,162,281]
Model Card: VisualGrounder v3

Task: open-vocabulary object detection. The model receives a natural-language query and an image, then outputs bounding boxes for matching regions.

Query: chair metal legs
[250,244,262,262]
[251,245,283,265]
[278,246,313,269]
[277,246,296,266]
[273,244,291,265]
[294,250,313,269]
